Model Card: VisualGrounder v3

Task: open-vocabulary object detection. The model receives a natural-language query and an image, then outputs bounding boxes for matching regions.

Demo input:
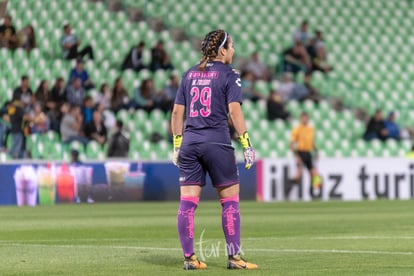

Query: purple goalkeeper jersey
[175,61,242,146]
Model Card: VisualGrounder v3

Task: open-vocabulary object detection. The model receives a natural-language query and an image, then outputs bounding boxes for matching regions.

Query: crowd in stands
[0,15,36,51]
[363,109,404,142]
[238,20,329,122]
[0,13,179,159]
[0,12,408,159]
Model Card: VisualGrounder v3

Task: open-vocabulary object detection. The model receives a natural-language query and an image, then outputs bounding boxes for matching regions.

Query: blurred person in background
[60,104,88,145]
[134,78,156,112]
[384,111,401,141]
[245,52,269,81]
[96,83,112,110]
[290,112,321,189]
[48,77,66,132]
[17,24,36,52]
[84,108,107,146]
[306,29,324,58]
[68,58,94,89]
[12,75,34,112]
[302,72,320,103]
[66,77,86,106]
[61,23,94,60]
[121,41,146,72]
[240,71,263,101]
[70,149,81,165]
[149,40,174,71]
[110,76,131,113]
[293,20,310,45]
[49,77,67,105]
[282,41,311,76]
[29,102,50,134]
[165,74,180,102]
[107,120,129,158]
[82,96,94,126]
[266,91,290,121]
[34,80,50,107]
[8,99,28,158]
[363,109,387,141]
[278,72,295,102]
[0,101,11,151]
[0,14,18,49]
[312,45,333,74]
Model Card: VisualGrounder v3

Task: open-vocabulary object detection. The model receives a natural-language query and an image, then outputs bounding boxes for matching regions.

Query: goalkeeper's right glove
[238,131,255,169]
[172,135,182,167]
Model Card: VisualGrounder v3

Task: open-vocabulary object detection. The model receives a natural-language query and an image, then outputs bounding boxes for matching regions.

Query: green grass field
[1,200,414,275]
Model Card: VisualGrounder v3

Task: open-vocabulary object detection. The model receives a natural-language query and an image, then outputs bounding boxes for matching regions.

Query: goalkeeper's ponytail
[198,29,229,71]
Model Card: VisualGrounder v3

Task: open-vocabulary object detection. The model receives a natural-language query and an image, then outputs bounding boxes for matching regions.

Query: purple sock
[177,196,199,257]
[221,195,241,256]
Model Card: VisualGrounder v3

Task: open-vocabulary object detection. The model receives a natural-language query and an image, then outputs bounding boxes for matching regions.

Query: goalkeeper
[290,112,321,189]
[171,29,257,270]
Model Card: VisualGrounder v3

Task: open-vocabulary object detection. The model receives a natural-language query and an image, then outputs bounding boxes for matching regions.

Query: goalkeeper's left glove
[238,131,255,170]
[172,135,182,167]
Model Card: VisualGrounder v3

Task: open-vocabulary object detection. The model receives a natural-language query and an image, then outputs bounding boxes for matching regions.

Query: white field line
[0,243,412,256]
[312,236,414,240]
[1,235,414,244]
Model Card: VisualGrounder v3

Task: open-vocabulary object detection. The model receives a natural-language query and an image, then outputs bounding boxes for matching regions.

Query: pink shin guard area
[220,195,239,204]
[180,196,200,205]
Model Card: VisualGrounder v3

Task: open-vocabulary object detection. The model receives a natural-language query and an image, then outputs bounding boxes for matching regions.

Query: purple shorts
[178,143,239,187]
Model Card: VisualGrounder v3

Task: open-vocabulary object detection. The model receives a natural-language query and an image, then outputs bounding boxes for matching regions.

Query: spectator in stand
[266,91,290,121]
[70,149,82,165]
[55,102,70,134]
[240,71,263,101]
[282,41,311,76]
[34,80,50,107]
[84,108,107,146]
[384,111,401,141]
[12,75,34,111]
[29,102,49,134]
[278,72,295,102]
[245,52,269,81]
[0,101,11,151]
[149,40,174,71]
[97,83,112,110]
[68,58,94,89]
[0,14,18,49]
[291,74,320,102]
[61,23,94,60]
[110,77,131,113]
[8,99,28,158]
[60,104,88,145]
[363,109,387,141]
[48,77,66,132]
[66,77,86,106]
[134,78,156,112]
[302,72,320,103]
[107,120,129,157]
[121,41,146,72]
[49,77,66,105]
[312,45,333,74]
[307,30,324,58]
[165,74,180,102]
[17,24,36,52]
[293,20,310,45]
[95,101,116,130]
[82,96,94,126]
